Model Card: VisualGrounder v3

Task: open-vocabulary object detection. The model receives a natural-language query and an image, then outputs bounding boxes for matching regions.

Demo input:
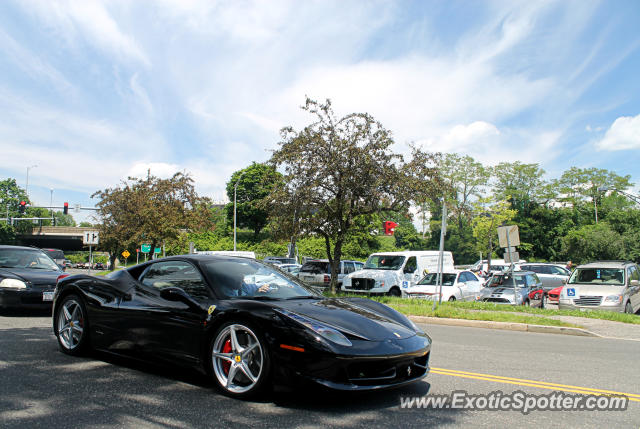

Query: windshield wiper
[284,296,318,300]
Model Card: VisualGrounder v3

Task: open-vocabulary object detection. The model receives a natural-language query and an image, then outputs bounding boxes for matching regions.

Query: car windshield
[0,248,59,271]
[418,273,457,286]
[202,259,319,300]
[486,274,526,287]
[300,261,329,274]
[568,268,625,285]
[364,255,405,270]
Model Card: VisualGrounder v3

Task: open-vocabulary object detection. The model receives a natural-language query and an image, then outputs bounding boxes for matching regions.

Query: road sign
[154,247,161,254]
[141,244,151,253]
[497,225,520,248]
[83,231,99,245]
[504,251,520,263]
[122,250,130,259]
[74,204,81,214]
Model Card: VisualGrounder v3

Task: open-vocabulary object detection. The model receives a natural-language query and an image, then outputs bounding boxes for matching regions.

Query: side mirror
[630,279,640,287]
[160,287,202,311]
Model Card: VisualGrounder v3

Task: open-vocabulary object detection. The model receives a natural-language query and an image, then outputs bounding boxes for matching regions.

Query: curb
[408,315,602,338]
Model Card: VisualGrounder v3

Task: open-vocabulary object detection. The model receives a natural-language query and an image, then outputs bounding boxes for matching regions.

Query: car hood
[565,284,625,296]
[0,267,61,286]
[273,298,416,341]
[346,270,397,281]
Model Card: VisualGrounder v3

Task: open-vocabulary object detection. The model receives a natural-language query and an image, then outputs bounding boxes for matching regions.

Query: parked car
[63,259,73,269]
[471,258,528,278]
[263,256,297,265]
[342,251,455,296]
[53,255,431,397]
[94,262,106,270]
[547,285,563,304]
[558,261,640,313]
[404,270,483,301]
[278,264,302,276]
[515,263,570,291]
[0,245,67,310]
[476,271,544,307]
[298,259,364,288]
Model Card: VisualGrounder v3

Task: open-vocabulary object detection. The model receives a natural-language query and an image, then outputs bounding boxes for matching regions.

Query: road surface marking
[431,367,640,402]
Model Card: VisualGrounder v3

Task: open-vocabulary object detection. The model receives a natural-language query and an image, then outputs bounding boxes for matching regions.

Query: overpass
[17,226,100,251]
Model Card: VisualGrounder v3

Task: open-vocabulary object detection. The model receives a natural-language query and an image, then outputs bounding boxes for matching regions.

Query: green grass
[326,293,640,326]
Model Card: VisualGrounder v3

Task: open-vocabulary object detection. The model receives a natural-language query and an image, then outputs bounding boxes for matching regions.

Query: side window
[355,262,364,271]
[459,272,471,282]
[632,266,640,281]
[551,266,569,275]
[404,257,417,273]
[344,262,355,274]
[140,261,210,300]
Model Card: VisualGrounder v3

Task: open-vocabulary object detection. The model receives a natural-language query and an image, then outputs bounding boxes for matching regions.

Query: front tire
[625,301,633,314]
[388,287,401,297]
[209,321,271,398]
[448,296,456,302]
[55,294,90,355]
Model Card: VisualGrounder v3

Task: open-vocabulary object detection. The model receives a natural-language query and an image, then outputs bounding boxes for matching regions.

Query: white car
[404,270,483,301]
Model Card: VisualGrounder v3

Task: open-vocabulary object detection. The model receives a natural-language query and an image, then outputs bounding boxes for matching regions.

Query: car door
[119,260,210,365]
[549,265,570,288]
[402,256,419,289]
[460,271,481,301]
[627,265,640,311]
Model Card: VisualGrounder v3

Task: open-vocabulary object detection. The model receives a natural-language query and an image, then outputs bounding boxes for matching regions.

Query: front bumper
[0,287,55,309]
[272,334,431,391]
[558,299,623,312]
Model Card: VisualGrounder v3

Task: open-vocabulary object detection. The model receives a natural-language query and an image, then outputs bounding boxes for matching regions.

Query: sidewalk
[409,312,640,341]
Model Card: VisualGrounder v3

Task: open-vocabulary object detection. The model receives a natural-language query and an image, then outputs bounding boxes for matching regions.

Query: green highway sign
[154,247,161,254]
[141,244,151,253]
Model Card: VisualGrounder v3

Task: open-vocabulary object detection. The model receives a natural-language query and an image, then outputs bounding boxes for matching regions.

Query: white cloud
[596,114,640,151]
[21,0,149,65]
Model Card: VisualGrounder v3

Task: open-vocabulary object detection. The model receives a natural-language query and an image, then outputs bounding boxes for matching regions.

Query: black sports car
[52,254,431,398]
[0,245,66,310]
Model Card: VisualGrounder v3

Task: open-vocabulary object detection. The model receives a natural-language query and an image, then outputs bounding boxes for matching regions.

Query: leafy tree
[92,172,213,267]
[225,163,282,238]
[492,162,547,209]
[0,178,30,242]
[555,167,633,214]
[439,153,490,229]
[269,98,430,292]
[561,222,625,263]
[471,198,517,266]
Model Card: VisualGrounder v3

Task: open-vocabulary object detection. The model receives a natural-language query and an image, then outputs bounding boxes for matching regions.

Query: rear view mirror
[630,279,640,287]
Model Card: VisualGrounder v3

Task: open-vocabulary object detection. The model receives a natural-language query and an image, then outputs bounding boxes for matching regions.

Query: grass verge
[327,293,640,326]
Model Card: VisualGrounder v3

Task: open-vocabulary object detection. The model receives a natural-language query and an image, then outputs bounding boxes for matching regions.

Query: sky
[1,0,639,223]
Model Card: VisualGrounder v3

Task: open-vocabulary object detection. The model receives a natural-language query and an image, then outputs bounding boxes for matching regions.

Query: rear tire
[55,294,90,355]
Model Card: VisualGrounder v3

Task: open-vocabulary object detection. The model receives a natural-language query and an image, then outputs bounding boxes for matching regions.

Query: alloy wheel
[57,298,85,350]
[211,324,264,394]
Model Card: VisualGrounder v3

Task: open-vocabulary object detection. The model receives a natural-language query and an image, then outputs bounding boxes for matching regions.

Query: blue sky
[1,0,639,223]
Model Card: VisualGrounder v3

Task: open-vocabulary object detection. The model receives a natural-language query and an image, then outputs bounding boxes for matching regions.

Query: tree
[471,198,517,266]
[0,178,29,242]
[561,222,625,263]
[438,153,490,229]
[92,172,213,267]
[492,162,547,208]
[225,163,282,238]
[269,98,426,292]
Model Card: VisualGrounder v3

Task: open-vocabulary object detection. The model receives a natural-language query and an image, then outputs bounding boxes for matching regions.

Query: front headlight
[604,295,622,303]
[375,280,385,288]
[277,309,352,347]
[0,278,27,289]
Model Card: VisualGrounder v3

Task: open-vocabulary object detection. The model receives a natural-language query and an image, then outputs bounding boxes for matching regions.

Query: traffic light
[63,202,69,215]
[18,201,26,214]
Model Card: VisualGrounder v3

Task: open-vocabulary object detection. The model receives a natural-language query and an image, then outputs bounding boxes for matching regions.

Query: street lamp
[25,164,37,198]
[233,171,246,252]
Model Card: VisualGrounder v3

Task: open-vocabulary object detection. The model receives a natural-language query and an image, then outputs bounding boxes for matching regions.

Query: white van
[341,251,455,296]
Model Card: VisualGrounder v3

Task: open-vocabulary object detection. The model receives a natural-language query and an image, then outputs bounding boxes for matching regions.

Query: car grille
[348,278,375,290]
[483,298,511,303]
[574,296,603,306]
[346,352,429,386]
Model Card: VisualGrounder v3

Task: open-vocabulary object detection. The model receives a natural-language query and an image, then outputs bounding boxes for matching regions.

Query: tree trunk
[329,240,343,294]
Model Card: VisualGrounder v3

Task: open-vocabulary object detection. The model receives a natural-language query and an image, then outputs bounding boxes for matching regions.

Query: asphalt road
[1,312,638,428]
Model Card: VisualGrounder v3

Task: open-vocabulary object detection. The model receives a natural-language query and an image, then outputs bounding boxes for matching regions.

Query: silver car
[515,263,570,291]
[477,271,544,307]
[558,261,640,313]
